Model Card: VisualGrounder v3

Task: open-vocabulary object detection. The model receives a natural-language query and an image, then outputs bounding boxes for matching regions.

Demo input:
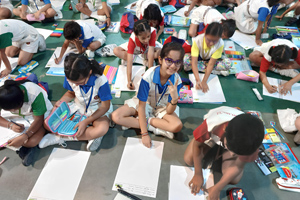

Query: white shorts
[234,2,258,34]
[92,28,106,46]
[191,6,210,25]
[68,102,113,118]
[119,41,162,56]
[124,97,179,119]
[12,39,39,54]
[86,2,112,12]
[0,3,13,12]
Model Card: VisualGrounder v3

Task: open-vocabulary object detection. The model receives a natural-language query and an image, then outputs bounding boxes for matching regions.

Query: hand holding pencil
[9,120,25,133]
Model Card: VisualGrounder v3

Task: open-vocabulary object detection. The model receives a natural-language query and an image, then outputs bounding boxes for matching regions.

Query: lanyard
[154,84,168,108]
[266,4,279,31]
[33,0,39,10]
[79,86,94,114]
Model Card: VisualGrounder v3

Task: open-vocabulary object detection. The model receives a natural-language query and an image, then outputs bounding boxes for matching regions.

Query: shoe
[39,134,69,148]
[87,136,103,151]
[70,0,79,13]
[153,128,174,139]
[294,131,300,144]
[22,146,37,166]
[38,34,46,51]
[95,44,117,57]
[98,15,107,22]
[270,67,300,78]
[121,126,129,130]
[285,16,300,26]
[17,146,30,160]
[80,13,89,20]
[85,50,95,58]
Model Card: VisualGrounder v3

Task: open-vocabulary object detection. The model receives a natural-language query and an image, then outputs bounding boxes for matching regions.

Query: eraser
[252,88,263,101]
[115,90,121,98]
[261,33,269,39]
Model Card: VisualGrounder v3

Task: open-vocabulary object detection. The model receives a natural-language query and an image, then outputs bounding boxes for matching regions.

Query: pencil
[10,120,22,128]
[54,53,58,62]
[116,185,142,200]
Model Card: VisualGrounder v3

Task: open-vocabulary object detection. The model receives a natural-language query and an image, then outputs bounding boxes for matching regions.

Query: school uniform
[191,5,225,25]
[254,39,300,72]
[125,66,183,119]
[77,21,106,48]
[119,27,158,55]
[234,0,279,33]
[8,82,53,119]
[0,0,13,13]
[0,19,45,53]
[136,0,165,27]
[85,0,112,12]
[63,74,113,117]
[193,106,259,162]
[191,33,224,60]
[21,0,52,13]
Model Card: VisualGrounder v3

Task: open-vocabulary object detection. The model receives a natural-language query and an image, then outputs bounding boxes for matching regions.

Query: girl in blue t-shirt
[234,0,281,45]
[39,53,113,152]
[112,42,184,148]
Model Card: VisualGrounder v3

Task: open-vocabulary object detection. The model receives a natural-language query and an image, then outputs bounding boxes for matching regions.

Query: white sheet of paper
[108,0,120,5]
[173,5,196,17]
[45,47,78,68]
[262,77,300,103]
[36,28,53,39]
[169,165,213,200]
[75,19,96,25]
[0,117,30,146]
[51,0,66,10]
[114,193,131,200]
[112,138,164,198]
[230,30,259,50]
[189,74,226,103]
[112,65,146,92]
[0,57,18,73]
[28,148,90,200]
[224,40,236,51]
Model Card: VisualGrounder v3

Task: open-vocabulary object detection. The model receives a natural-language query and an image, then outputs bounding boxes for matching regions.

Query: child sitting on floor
[249,39,300,94]
[0,19,46,77]
[184,106,264,199]
[73,0,112,26]
[112,42,184,148]
[13,0,57,22]
[0,0,13,19]
[0,79,53,166]
[55,21,106,62]
[113,19,162,90]
[39,53,113,152]
[136,0,165,40]
[276,0,300,26]
[188,4,236,38]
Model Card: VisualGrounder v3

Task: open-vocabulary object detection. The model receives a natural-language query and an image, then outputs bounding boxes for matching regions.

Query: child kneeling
[39,53,113,152]
[184,106,264,199]
[112,42,184,148]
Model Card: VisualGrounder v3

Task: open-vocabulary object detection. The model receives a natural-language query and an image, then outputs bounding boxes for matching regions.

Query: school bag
[120,12,138,34]
[168,0,187,8]
[15,73,49,94]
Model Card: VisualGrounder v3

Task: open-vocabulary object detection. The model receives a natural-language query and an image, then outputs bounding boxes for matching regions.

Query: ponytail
[268,45,297,64]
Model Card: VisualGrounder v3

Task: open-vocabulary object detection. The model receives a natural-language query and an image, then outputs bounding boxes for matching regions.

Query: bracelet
[170,100,178,106]
[24,132,29,139]
[25,130,34,138]
[106,16,110,18]
[141,132,149,137]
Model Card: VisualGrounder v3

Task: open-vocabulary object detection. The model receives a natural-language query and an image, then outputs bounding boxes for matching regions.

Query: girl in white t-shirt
[39,53,113,152]
[249,39,300,94]
[0,0,13,19]
[113,19,162,90]
[112,42,184,148]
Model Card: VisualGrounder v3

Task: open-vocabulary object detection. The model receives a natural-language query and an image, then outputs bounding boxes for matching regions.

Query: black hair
[0,79,30,110]
[225,114,264,155]
[267,0,280,7]
[221,19,236,38]
[268,45,298,64]
[64,53,103,81]
[133,19,151,36]
[205,22,223,38]
[63,21,81,40]
[143,4,163,26]
[160,42,185,71]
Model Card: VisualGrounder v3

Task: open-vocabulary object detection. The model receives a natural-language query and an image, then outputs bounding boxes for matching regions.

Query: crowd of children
[0,0,300,199]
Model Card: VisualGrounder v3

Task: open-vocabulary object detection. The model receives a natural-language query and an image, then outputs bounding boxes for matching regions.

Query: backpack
[120,12,138,34]
[15,73,49,94]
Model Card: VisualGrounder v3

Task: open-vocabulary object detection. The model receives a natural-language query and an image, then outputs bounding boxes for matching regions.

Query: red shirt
[127,27,156,54]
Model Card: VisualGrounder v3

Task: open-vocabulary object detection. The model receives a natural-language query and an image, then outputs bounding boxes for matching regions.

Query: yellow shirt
[191,36,224,60]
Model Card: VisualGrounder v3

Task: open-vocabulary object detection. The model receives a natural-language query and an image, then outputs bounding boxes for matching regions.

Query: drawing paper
[230,30,259,50]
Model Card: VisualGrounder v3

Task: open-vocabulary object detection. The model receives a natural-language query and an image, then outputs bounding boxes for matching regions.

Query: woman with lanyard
[39,53,113,152]
[234,0,282,45]
[112,42,184,148]
[13,0,57,22]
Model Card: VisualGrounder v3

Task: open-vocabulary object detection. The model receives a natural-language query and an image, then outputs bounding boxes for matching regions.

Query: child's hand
[106,17,111,27]
[207,186,221,200]
[20,12,27,19]
[279,82,292,95]
[74,120,88,138]
[8,134,28,147]
[184,11,190,17]
[76,3,83,11]
[275,15,284,20]
[34,11,41,19]
[168,79,179,101]
[55,57,62,64]
[255,39,263,46]
[200,81,209,93]
[54,100,63,109]
[189,174,204,195]
[266,85,277,93]
[0,68,12,78]
[11,123,25,133]
[127,82,135,90]
[195,80,202,90]
[142,134,152,148]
